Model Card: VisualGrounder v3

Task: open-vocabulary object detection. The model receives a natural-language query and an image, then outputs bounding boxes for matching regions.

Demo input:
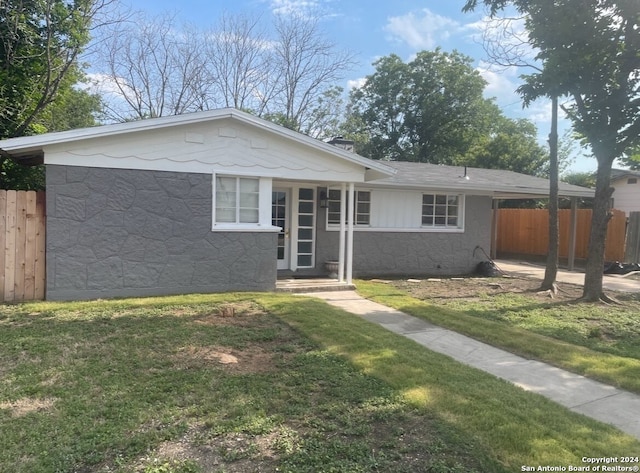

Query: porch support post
[338,183,346,282]
[346,182,355,284]
[491,199,500,259]
[568,196,578,271]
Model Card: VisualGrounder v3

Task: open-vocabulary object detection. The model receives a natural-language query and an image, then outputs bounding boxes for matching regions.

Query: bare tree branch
[270,14,358,132]
[95,13,205,121]
[479,14,542,72]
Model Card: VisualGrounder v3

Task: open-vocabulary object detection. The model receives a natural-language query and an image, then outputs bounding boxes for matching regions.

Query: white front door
[272,188,290,270]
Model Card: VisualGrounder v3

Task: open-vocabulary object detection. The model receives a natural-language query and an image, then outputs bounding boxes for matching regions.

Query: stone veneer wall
[315,195,492,277]
[46,165,276,300]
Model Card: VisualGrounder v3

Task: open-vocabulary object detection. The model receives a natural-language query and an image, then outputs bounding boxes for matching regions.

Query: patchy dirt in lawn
[0,397,56,417]
[135,425,281,473]
[390,275,586,303]
[114,299,488,473]
[172,344,279,374]
[193,301,266,327]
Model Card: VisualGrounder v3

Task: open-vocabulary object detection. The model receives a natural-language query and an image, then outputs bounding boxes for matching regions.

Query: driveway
[494,259,640,293]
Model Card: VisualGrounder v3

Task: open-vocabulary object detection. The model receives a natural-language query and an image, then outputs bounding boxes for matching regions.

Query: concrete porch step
[275,278,356,293]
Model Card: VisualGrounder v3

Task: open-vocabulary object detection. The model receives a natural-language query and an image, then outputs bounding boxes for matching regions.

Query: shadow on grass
[0,295,501,473]
[262,294,640,471]
[357,280,640,393]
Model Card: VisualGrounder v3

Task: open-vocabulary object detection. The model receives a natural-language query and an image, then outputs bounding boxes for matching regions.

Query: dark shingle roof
[370,162,594,198]
[611,168,640,182]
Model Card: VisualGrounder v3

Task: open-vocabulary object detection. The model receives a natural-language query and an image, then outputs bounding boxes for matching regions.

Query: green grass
[1,292,639,473]
[355,279,640,394]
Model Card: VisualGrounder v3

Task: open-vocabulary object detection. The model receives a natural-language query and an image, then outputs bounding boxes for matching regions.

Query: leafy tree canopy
[345,49,549,175]
[467,115,549,176]
[0,0,104,189]
[619,146,640,170]
[464,0,640,166]
[463,0,640,301]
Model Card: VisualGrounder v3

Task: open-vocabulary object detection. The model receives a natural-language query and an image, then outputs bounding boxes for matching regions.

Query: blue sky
[118,0,596,174]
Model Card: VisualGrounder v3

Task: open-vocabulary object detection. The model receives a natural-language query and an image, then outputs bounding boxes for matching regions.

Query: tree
[467,115,548,176]
[618,146,640,170]
[37,75,103,132]
[96,13,207,121]
[476,12,562,291]
[352,50,492,163]
[93,11,355,138]
[561,171,596,208]
[0,0,108,137]
[464,0,640,301]
[202,12,274,114]
[0,70,103,190]
[299,86,346,139]
[562,172,596,189]
[347,50,548,174]
[0,77,102,190]
[0,0,114,189]
[269,14,357,134]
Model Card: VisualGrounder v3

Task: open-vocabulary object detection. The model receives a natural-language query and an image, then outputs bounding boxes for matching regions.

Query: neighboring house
[611,168,640,216]
[0,109,593,300]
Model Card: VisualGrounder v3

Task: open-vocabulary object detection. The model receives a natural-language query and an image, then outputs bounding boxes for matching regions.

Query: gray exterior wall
[46,165,276,300]
[315,195,493,277]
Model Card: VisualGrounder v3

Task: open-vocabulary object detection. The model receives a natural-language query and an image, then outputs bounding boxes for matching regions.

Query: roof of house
[0,108,396,180]
[0,108,594,198]
[375,162,594,198]
[611,168,640,183]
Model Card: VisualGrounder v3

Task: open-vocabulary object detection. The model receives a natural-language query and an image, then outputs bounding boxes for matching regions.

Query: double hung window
[422,194,461,228]
[215,176,259,224]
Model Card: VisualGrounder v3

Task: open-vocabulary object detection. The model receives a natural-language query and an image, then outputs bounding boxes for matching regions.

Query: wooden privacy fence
[0,190,46,302]
[495,208,627,262]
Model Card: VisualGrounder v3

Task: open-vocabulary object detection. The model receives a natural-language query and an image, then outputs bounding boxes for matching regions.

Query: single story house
[0,108,594,300]
[611,168,640,216]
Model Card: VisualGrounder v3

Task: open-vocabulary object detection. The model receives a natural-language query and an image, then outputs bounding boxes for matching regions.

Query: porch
[275,278,356,293]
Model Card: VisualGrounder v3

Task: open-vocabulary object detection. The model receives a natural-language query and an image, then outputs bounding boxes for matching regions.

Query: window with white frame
[327,189,371,226]
[422,194,462,228]
[215,176,259,224]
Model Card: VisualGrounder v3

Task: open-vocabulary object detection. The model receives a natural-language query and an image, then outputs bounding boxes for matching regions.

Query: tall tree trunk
[582,160,614,301]
[541,96,559,290]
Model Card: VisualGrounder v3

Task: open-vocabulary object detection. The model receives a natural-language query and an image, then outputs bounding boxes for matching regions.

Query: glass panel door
[272,189,290,270]
[296,188,315,268]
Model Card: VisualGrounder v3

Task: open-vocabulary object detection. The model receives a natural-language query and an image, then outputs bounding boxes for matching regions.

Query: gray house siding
[46,165,276,300]
[315,195,492,277]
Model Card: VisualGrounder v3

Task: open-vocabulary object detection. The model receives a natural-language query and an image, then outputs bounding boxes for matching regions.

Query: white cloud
[384,8,462,50]
[528,101,553,123]
[267,0,325,16]
[476,61,520,103]
[85,73,130,99]
[347,77,367,90]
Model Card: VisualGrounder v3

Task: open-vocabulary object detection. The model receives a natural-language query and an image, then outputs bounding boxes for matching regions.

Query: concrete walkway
[304,289,640,440]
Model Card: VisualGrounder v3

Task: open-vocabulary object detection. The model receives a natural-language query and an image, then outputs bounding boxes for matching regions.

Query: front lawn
[356,277,640,393]
[1,292,638,472]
